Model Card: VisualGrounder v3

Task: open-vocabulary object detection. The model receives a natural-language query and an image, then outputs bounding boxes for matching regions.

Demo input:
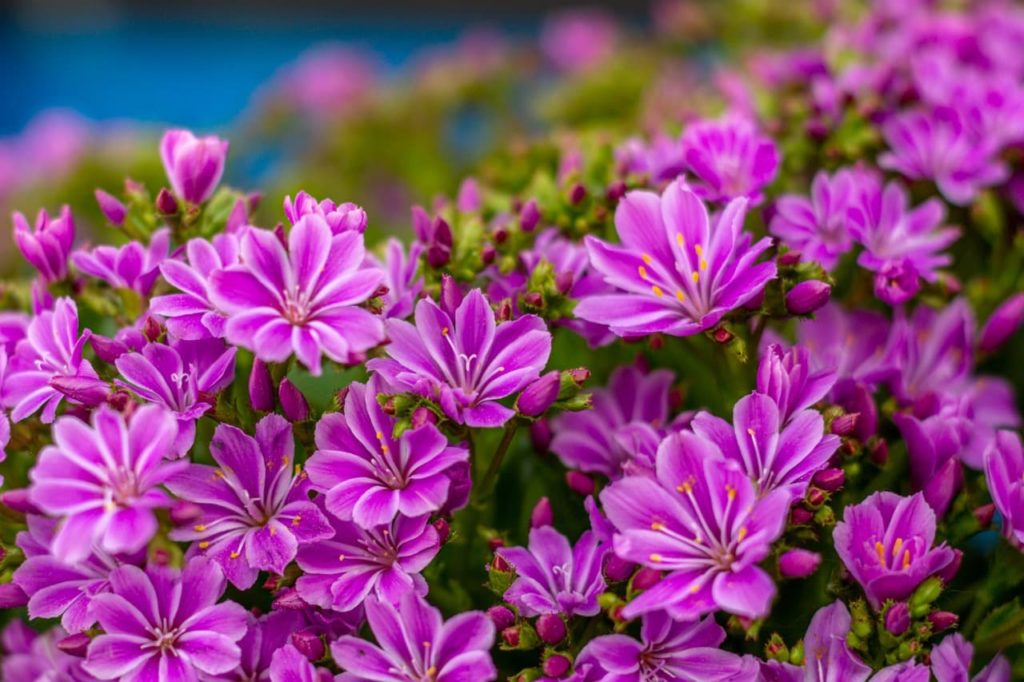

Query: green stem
[474,421,519,504]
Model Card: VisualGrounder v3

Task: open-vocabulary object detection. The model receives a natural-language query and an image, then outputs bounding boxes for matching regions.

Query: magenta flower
[166,414,333,590]
[894,408,969,518]
[3,297,99,423]
[984,431,1024,547]
[769,169,856,271]
[203,610,301,682]
[115,338,237,457]
[284,191,367,234]
[576,612,750,682]
[13,514,141,633]
[540,9,618,73]
[368,289,551,428]
[551,364,678,479]
[370,237,424,319]
[600,432,790,620]
[82,558,248,680]
[879,106,1008,206]
[1,622,92,682]
[28,404,183,563]
[72,228,170,296]
[295,511,439,613]
[497,525,608,618]
[691,392,839,499]
[931,633,1011,682]
[209,219,384,375]
[756,343,837,423]
[306,376,469,528]
[833,491,958,609]
[680,115,780,204]
[792,303,892,390]
[160,128,229,204]
[269,644,322,682]
[149,234,240,340]
[331,593,496,682]
[577,181,776,337]
[847,179,959,305]
[12,205,75,282]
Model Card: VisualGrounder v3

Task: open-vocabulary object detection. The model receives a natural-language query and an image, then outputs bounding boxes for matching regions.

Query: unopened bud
[248,359,275,412]
[604,555,634,582]
[979,293,1024,353]
[530,497,553,528]
[440,275,463,317]
[278,379,310,422]
[291,628,325,662]
[431,518,450,545]
[711,327,734,344]
[518,371,560,417]
[523,291,544,309]
[272,588,309,611]
[811,468,845,492]
[497,299,513,322]
[155,188,179,215]
[410,407,437,429]
[830,413,859,437]
[554,271,575,296]
[142,316,162,342]
[481,244,497,265]
[536,614,566,645]
[786,280,831,315]
[805,487,828,508]
[543,654,571,678]
[531,420,553,453]
[869,439,889,466]
[790,507,814,526]
[565,471,594,496]
[520,199,541,232]
[457,178,481,213]
[487,606,516,631]
[778,250,802,267]
[927,611,958,633]
[765,633,789,661]
[606,180,627,203]
[94,189,126,226]
[884,602,910,636]
[778,549,822,579]
[974,503,996,528]
[49,376,109,407]
[632,567,661,590]
[1,488,41,514]
[57,632,91,657]
[909,577,943,609]
[569,183,587,205]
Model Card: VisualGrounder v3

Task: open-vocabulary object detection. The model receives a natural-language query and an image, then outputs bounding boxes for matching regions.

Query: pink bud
[974,503,996,528]
[606,180,627,203]
[56,632,91,657]
[160,129,229,204]
[272,588,309,611]
[142,316,162,342]
[604,555,635,582]
[169,500,203,526]
[830,413,859,437]
[786,280,831,315]
[790,507,814,526]
[565,471,595,496]
[517,371,560,417]
[554,271,575,296]
[279,379,310,422]
[778,549,822,579]
[884,602,910,636]
[432,518,451,545]
[487,606,515,631]
[440,275,463,317]
[411,407,437,429]
[979,293,1024,353]
[632,567,661,590]
[501,626,520,648]
[1,488,41,514]
[811,468,845,492]
[543,654,571,678]
[155,188,179,215]
[536,614,566,645]
[777,250,802,267]
[519,199,541,232]
[523,291,544,309]
[481,244,497,265]
[927,611,958,633]
[248,359,275,412]
[49,376,109,407]
[0,583,28,608]
[456,177,481,213]
[291,629,325,662]
[530,497,553,528]
[569,183,587,205]
[90,334,130,363]
[94,189,126,225]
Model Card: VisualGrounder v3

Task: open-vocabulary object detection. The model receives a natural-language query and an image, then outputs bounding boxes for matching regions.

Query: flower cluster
[2,1,1024,680]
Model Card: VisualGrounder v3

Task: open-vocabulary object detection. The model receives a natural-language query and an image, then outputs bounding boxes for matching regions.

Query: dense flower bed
[2,2,1024,681]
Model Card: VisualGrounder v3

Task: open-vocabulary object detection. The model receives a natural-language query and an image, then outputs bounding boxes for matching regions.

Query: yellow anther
[875,541,886,566]
[642,253,653,265]
[902,549,911,570]
[700,258,708,271]
[652,285,664,297]
[338,554,346,562]
[689,583,700,593]
[214,469,225,478]
[695,244,703,257]
[292,516,302,526]
[747,427,756,437]
[198,541,210,550]
[691,271,699,284]
[676,233,685,248]
[675,289,686,302]
[738,526,748,541]
[441,326,449,336]
[193,524,206,532]
[892,537,903,558]
[426,666,437,678]
[651,522,665,531]
[269,526,277,536]
[649,553,663,563]
[375,431,383,440]
[726,484,736,500]
[677,481,693,494]
[229,551,240,560]
[638,266,649,280]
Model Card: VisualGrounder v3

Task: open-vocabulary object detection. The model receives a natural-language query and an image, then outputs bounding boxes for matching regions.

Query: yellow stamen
[193,524,206,532]
[638,265,649,280]
[675,289,686,302]
[726,484,736,500]
[691,271,699,284]
[229,551,240,559]
[875,541,886,566]
[700,258,708,271]
[441,326,449,336]
[642,253,653,265]
[690,583,700,593]
[738,526,748,541]
[292,516,302,526]
[651,522,665,531]
[747,427,755,437]
[649,553,663,563]
[677,481,693,494]
[676,233,685,248]
[338,554,346,562]
[892,537,903,558]
[198,541,210,550]
[652,285,664,297]
[902,549,911,570]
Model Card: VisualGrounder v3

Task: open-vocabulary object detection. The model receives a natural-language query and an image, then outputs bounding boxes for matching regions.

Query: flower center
[282,287,313,325]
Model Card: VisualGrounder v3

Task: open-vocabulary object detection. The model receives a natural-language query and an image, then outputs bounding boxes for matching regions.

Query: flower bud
[558,368,590,399]
[2,488,41,514]
[554,271,575,296]
[979,293,1024,353]
[487,606,515,631]
[869,439,889,466]
[90,334,130,363]
[501,626,520,648]
[481,244,497,265]
[12,206,74,282]
[160,129,229,204]
[278,379,310,422]
[909,577,943,609]
[604,555,634,582]
[491,553,512,572]
[777,250,802,267]
[497,299,513,322]
[788,640,805,666]
[457,178,481,213]
[884,602,910,636]
[765,633,789,661]
[530,497,553,528]
[937,549,962,584]
[790,507,814,526]
[811,468,845,492]
[49,376,109,407]
[565,471,594,496]
[830,413,859,437]
[440,275,463,317]
[569,183,587,205]
[0,583,28,608]
[411,407,437,429]
[922,457,962,519]
[520,199,541,232]
[155,188,179,216]
[711,327,734,344]
[248,359,275,412]
[786,280,831,315]
[973,503,996,529]
[492,225,509,245]
[805,487,828,508]
[874,261,920,306]
[291,629,325,662]
[432,518,451,545]
[517,371,561,417]
[927,611,958,633]
[536,614,566,645]
[543,654,571,678]
[272,588,309,611]
[57,632,91,657]
[94,189,126,225]
[523,291,544,309]
[778,549,822,579]
[531,420,553,453]
[169,500,203,526]
[632,567,661,590]
[606,180,627,203]
[226,198,248,233]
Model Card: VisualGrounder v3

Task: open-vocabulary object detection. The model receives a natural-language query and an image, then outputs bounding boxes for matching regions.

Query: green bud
[847,631,864,651]
[597,592,621,610]
[789,639,805,666]
[909,577,943,609]
[813,505,836,528]
[765,633,789,661]
[850,599,873,639]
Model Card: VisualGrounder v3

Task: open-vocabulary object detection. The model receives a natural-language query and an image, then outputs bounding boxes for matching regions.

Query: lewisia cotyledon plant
[209,217,384,375]
[601,431,790,620]
[368,288,552,428]
[576,180,776,337]
[149,234,240,340]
